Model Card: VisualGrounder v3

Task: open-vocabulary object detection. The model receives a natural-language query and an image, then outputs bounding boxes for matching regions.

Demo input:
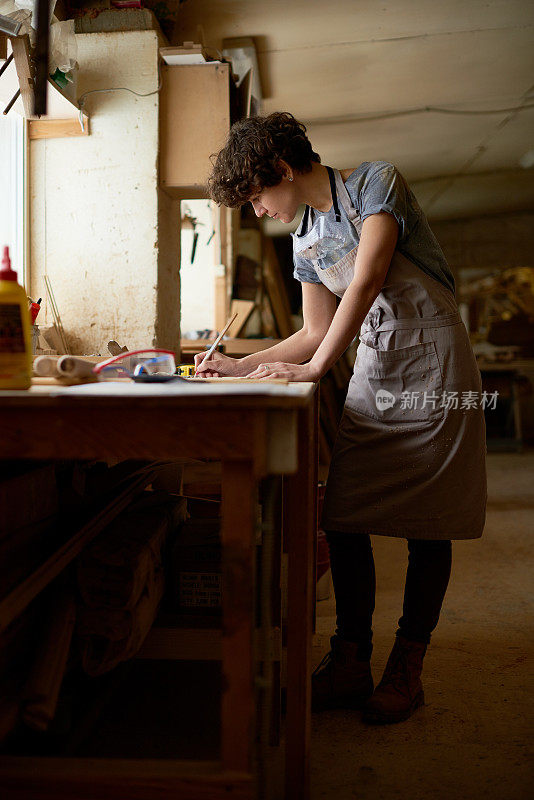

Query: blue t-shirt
[293,161,455,294]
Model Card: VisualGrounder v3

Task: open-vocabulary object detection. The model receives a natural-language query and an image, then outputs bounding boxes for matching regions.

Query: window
[180,199,218,335]
[0,113,26,282]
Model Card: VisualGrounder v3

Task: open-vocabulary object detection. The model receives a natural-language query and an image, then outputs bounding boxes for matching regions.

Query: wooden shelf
[181,338,283,357]
[0,42,88,137]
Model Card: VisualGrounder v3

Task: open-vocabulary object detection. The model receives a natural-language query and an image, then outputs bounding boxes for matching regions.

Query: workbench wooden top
[0,380,317,410]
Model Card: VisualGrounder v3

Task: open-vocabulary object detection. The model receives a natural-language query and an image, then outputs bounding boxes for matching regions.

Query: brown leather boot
[312,636,374,712]
[363,636,426,724]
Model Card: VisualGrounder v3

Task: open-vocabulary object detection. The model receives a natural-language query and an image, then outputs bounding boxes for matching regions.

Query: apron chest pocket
[346,340,444,425]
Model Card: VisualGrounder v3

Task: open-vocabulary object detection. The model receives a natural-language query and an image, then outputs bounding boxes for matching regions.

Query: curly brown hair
[207,111,320,208]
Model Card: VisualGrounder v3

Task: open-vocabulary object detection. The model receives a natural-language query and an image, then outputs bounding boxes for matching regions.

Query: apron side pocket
[346,340,444,425]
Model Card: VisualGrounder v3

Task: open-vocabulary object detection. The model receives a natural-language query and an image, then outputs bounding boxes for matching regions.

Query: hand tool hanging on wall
[191,225,199,263]
[181,209,204,264]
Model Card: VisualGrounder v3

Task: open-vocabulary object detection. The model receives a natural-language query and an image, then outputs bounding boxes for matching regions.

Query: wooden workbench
[0,380,318,800]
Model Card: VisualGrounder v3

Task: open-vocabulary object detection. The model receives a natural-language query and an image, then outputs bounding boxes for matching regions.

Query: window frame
[0,113,27,285]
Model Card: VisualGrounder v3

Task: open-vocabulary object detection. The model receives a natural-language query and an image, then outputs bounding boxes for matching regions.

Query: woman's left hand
[245,361,321,382]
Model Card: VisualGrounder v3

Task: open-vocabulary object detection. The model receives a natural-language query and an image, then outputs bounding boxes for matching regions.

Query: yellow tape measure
[176,364,196,377]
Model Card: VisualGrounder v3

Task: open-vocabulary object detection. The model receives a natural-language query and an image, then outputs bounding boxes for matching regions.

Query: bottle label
[0,303,25,353]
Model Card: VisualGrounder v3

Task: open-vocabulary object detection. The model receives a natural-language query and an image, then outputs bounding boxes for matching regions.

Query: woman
[197,111,487,724]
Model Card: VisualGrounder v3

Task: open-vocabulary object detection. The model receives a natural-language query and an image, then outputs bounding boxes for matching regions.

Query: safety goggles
[93,350,177,381]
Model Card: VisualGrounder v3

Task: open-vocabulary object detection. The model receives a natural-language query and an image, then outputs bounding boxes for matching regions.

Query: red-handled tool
[29,297,42,324]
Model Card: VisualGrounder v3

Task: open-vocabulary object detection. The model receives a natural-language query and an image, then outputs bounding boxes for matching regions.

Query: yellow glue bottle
[0,246,32,389]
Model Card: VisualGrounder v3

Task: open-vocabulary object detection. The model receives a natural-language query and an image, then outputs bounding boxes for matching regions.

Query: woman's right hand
[194,350,243,378]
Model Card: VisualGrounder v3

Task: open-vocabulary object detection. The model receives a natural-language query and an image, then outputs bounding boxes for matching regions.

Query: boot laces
[382,644,410,695]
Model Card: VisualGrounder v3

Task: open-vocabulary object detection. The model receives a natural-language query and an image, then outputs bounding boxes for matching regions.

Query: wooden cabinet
[159,63,231,194]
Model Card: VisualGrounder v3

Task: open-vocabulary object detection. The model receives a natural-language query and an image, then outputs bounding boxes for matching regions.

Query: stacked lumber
[77,492,187,676]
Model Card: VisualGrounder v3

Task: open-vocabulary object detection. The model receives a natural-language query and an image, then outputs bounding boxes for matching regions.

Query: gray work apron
[314,169,487,540]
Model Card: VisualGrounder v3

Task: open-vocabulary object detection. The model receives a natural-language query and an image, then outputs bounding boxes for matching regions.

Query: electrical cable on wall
[306,103,534,126]
[77,61,162,132]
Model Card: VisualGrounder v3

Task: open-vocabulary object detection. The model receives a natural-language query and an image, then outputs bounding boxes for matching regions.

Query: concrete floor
[311,451,534,800]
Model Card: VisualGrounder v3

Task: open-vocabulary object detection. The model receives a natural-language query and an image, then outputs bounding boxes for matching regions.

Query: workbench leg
[221,460,256,773]
[284,396,318,800]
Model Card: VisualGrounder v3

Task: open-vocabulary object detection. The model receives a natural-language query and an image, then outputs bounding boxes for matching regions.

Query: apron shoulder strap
[332,168,363,237]
[295,204,311,237]
[326,166,342,222]
[295,166,345,236]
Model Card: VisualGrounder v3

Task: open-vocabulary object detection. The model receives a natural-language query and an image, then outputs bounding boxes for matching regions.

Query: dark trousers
[325,531,452,659]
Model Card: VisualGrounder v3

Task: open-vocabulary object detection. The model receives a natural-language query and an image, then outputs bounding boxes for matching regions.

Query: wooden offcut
[227,300,256,337]
[22,587,76,731]
[28,118,89,139]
